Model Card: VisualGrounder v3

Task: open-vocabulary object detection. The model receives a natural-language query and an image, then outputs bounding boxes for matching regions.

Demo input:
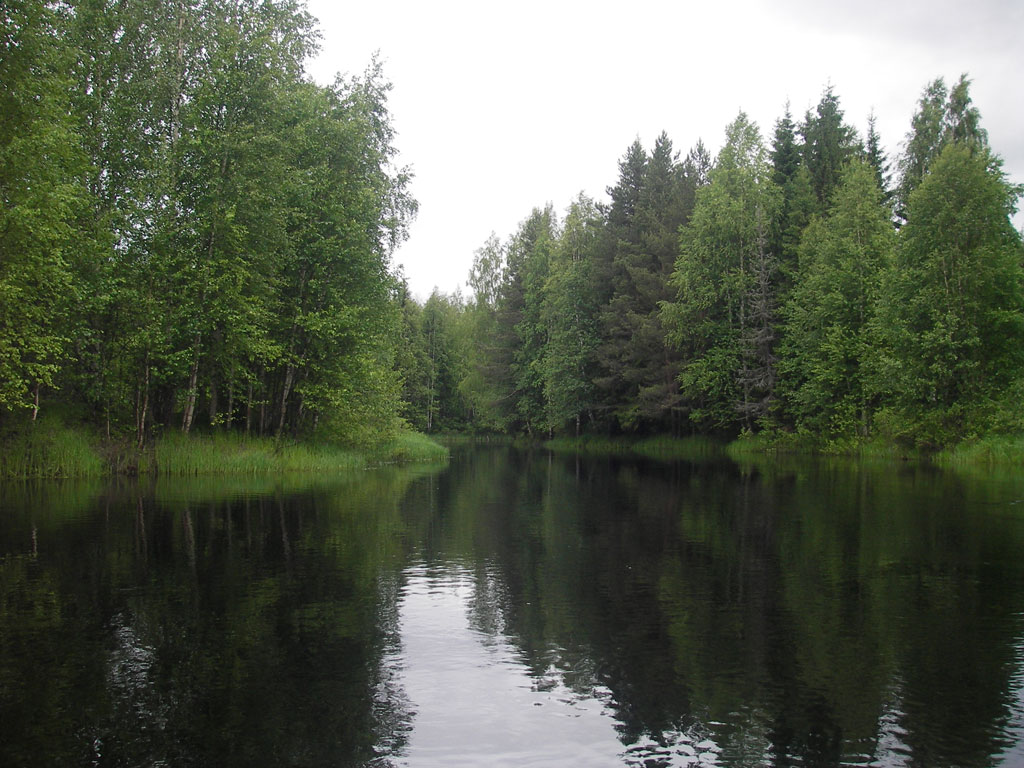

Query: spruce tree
[800,86,858,211]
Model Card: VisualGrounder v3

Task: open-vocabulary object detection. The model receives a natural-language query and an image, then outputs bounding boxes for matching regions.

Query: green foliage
[1,2,414,452]
[596,133,704,432]
[800,87,859,211]
[0,0,93,411]
[934,434,1024,467]
[778,160,895,440]
[419,291,472,432]
[8,28,1023,463]
[541,195,602,435]
[370,431,450,464]
[896,74,988,220]
[872,143,1024,445]
[509,207,556,434]
[151,429,445,475]
[0,414,105,479]
[664,113,782,433]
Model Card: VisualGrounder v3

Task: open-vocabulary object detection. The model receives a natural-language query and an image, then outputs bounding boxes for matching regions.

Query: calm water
[3,446,1024,767]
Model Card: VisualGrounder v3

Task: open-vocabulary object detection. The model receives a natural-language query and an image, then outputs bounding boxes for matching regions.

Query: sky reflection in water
[387,561,722,768]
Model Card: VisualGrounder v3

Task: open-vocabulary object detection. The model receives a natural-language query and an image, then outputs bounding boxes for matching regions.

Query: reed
[934,435,1024,467]
[369,431,450,464]
[151,432,365,475]
[544,435,634,455]
[0,418,106,479]
[633,435,726,460]
[149,430,448,476]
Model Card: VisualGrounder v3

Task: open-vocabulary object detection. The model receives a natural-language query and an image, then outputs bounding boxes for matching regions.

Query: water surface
[2,447,1024,766]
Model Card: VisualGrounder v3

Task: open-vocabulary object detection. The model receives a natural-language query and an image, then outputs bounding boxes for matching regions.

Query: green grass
[367,431,451,464]
[634,435,726,460]
[934,434,1024,467]
[545,434,727,461]
[150,432,366,475]
[0,416,106,479]
[545,435,635,455]
[150,430,449,476]
[431,432,513,446]
[0,413,448,479]
[724,431,922,463]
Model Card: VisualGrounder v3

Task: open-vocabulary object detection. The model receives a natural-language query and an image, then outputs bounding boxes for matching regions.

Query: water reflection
[0,469,432,766]
[2,449,1024,766]
[387,561,722,767]
[389,446,1024,767]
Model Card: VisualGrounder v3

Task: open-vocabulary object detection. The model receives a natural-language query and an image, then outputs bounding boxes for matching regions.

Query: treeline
[1,0,414,447]
[4,3,1022,453]
[397,78,1024,448]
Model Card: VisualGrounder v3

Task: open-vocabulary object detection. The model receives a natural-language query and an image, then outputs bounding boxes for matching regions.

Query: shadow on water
[3,448,1024,766]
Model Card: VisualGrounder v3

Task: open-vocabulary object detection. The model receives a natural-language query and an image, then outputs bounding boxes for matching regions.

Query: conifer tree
[800,86,858,211]
[864,111,893,210]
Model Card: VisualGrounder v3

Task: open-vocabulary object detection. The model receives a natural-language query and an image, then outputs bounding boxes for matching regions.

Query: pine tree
[771,104,816,289]
[864,111,892,210]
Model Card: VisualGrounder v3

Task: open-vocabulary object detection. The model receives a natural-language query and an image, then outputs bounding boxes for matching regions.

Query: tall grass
[934,435,1024,467]
[149,430,449,476]
[0,417,106,479]
[0,415,448,479]
[634,435,726,460]
[545,435,634,455]
[368,431,450,464]
[545,434,727,461]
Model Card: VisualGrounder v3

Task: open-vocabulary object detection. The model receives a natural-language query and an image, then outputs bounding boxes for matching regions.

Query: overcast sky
[303,0,1024,301]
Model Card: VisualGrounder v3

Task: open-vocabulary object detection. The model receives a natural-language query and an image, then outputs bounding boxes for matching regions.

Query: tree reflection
[2,453,1024,766]
[0,469,433,766]
[402,445,1024,767]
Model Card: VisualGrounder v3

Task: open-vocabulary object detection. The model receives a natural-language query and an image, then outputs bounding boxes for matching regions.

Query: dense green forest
[2,0,415,450]
[395,79,1024,450]
[3,2,1023,455]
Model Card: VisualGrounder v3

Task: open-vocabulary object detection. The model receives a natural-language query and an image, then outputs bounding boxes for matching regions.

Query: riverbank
[544,432,1024,468]
[0,416,448,479]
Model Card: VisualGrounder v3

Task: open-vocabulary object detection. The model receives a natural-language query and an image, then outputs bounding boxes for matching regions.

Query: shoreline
[0,419,449,480]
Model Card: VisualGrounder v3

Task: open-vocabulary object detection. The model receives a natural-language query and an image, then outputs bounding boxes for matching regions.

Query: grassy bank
[0,416,448,479]
[545,435,634,455]
[934,435,1024,468]
[545,434,728,461]
[545,431,1023,468]
[0,417,107,479]
[724,431,923,463]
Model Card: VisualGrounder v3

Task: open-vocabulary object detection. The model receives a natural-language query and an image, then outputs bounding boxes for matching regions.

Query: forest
[2,0,415,452]
[396,80,1024,450]
[2,0,1023,456]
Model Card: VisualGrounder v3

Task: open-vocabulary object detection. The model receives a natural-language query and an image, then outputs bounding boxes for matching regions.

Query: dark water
[3,447,1024,767]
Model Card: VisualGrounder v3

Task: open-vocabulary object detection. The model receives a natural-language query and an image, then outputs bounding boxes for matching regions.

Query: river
[2,444,1024,766]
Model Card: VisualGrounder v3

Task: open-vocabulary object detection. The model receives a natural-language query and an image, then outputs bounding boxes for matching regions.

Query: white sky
[304,0,1024,301]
